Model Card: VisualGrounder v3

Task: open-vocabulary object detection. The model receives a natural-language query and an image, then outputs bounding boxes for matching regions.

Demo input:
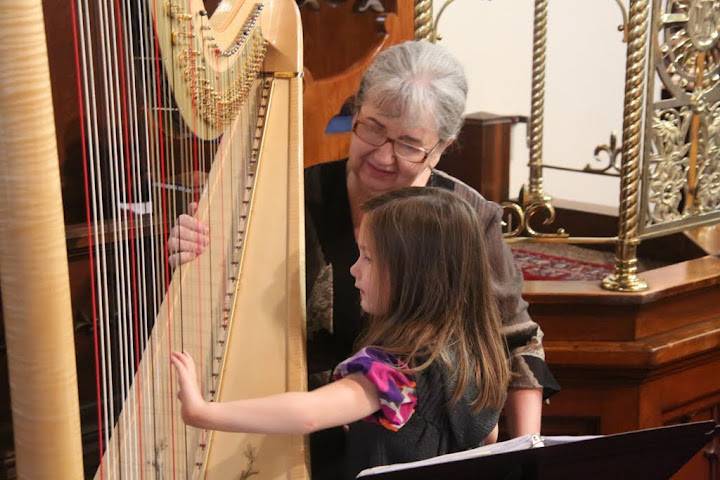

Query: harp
[0,0,306,478]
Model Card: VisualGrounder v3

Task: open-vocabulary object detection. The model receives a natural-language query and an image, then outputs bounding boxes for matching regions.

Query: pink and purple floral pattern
[333,347,417,431]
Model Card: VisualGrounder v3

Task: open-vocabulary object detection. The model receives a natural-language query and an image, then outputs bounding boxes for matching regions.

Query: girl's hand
[171,351,207,426]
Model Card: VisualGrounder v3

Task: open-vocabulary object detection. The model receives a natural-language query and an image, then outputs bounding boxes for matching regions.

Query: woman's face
[347,102,448,195]
[350,218,387,316]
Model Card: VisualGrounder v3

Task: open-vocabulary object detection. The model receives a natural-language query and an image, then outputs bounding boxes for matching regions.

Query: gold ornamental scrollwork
[540,132,623,177]
[615,0,630,42]
[501,199,619,246]
[501,200,569,240]
[431,0,457,42]
[586,132,623,175]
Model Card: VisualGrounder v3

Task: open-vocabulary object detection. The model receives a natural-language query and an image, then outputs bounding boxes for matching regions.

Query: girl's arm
[504,388,542,436]
[171,351,380,435]
[484,424,499,445]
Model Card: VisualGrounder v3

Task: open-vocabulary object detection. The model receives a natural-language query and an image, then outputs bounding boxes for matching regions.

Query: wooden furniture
[299,0,416,167]
[437,112,526,203]
[528,254,720,479]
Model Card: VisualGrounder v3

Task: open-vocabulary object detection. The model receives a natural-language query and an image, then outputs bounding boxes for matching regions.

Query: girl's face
[346,102,447,196]
[350,219,387,316]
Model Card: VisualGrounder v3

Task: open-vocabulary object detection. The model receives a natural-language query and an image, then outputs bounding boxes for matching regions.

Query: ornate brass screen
[504,0,720,292]
[640,0,720,236]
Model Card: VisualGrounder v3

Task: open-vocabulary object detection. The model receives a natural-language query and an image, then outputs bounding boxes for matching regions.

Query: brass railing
[506,0,720,292]
[414,0,459,42]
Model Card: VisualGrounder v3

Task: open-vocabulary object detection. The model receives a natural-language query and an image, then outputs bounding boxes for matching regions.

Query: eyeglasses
[352,120,441,164]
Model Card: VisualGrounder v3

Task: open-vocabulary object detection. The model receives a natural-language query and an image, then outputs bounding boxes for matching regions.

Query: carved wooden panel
[298,0,415,166]
[534,256,720,480]
[665,403,720,480]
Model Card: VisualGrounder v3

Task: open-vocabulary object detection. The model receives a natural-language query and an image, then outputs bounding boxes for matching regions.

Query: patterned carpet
[511,244,615,281]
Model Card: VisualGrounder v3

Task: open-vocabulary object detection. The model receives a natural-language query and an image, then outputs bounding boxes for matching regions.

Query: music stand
[358,420,719,480]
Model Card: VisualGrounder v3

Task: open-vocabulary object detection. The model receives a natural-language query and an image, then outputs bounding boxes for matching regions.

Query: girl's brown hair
[358,187,510,410]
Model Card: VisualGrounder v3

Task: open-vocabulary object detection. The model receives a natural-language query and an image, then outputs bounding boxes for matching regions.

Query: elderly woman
[170,40,558,476]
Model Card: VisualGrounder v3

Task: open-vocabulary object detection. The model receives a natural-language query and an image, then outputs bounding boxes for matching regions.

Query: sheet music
[357,433,600,477]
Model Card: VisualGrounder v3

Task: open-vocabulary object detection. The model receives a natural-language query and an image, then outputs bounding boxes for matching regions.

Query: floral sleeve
[333,347,417,431]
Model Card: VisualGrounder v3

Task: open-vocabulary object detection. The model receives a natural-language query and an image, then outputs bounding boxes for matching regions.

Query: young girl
[171,187,510,478]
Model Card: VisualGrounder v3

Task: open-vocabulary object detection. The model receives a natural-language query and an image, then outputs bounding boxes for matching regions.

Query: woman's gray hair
[354,40,468,141]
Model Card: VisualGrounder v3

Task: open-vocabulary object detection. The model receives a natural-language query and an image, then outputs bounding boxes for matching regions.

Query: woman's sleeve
[480,202,560,399]
[333,347,417,431]
[428,170,560,398]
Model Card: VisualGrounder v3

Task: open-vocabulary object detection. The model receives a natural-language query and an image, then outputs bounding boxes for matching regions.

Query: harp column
[0,1,84,478]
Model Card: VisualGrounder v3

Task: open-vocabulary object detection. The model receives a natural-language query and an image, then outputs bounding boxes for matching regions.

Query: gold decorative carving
[656,1,720,98]
[687,0,720,51]
[357,0,386,13]
[646,107,693,224]
[698,100,720,210]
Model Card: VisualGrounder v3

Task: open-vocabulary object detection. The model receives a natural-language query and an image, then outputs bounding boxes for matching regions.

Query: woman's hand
[167,203,210,268]
[170,351,207,426]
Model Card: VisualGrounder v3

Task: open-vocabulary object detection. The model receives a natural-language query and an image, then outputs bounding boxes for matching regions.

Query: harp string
[117,0,147,473]
[70,1,107,477]
[209,47,222,422]
[178,0,190,465]
[135,0,160,476]
[103,0,136,471]
[122,1,153,473]
[147,0,178,473]
[141,3,164,470]
[105,0,133,470]
[78,0,117,474]
[114,1,143,471]
[98,0,120,472]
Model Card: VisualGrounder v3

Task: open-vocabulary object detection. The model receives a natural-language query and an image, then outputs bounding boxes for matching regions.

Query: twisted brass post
[414,0,434,41]
[525,0,551,205]
[602,0,650,292]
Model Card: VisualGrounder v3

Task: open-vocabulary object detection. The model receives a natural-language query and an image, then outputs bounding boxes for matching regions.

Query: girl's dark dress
[334,348,499,479]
